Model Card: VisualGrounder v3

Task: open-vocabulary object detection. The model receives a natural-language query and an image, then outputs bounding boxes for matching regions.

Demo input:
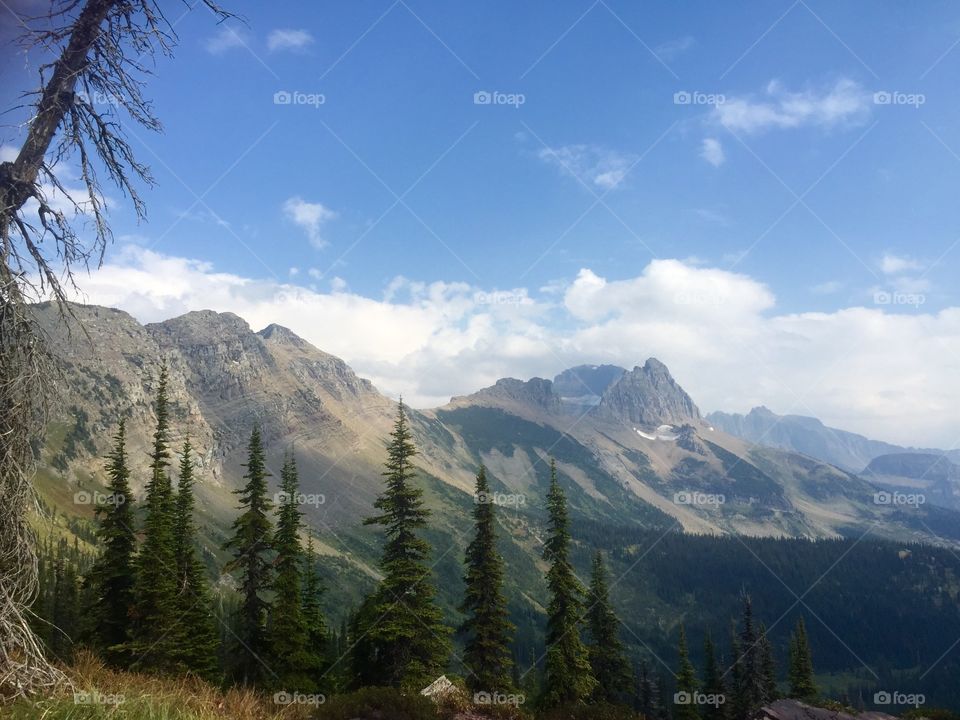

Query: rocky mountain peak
[595,357,700,427]
[453,376,561,413]
[258,323,307,347]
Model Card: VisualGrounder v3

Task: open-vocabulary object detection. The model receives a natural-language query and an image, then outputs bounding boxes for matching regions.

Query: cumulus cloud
[72,246,960,448]
[700,137,725,167]
[283,197,337,248]
[880,252,924,275]
[267,28,314,52]
[713,78,871,134]
[537,144,637,191]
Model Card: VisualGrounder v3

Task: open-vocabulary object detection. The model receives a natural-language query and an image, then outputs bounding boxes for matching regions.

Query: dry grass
[1,652,313,719]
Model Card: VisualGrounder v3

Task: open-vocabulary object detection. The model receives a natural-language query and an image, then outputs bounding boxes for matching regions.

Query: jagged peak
[257,323,307,347]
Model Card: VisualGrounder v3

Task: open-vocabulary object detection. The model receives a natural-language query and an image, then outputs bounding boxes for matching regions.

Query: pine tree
[460,465,514,695]
[674,625,700,720]
[130,364,180,672]
[541,459,596,707]
[268,453,322,691]
[702,634,728,720]
[757,623,778,703]
[636,660,654,717]
[171,440,220,680]
[361,400,450,688]
[302,533,329,688]
[732,596,765,720]
[224,427,274,686]
[788,617,817,700]
[86,420,137,665]
[586,550,632,703]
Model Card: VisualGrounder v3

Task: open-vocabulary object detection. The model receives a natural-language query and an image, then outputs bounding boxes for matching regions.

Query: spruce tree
[757,623,778,703]
[636,660,654,717]
[171,440,220,680]
[86,420,137,665]
[460,465,514,695]
[788,617,816,700]
[224,427,274,686]
[130,364,180,672]
[586,550,632,703]
[541,459,596,707]
[361,400,450,688]
[732,596,765,720]
[268,453,322,691]
[302,533,329,687]
[702,634,728,720]
[674,625,700,720]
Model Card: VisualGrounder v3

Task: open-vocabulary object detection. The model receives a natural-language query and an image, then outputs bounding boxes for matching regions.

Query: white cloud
[810,280,842,295]
[267,28,314,52]
[537,144,636,191]
[880,252,924,275]
[700,137,725,167]
[283,197,337,249]
[73,246,960,448]
[713,78,871,134]
[654,36,695,61]
[204,25,247,55]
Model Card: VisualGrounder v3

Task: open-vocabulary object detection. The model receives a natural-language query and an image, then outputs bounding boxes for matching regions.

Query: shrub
[314,687,440,720]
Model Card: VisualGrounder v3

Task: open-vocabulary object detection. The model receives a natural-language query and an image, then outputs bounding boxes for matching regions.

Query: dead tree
[0,0,232,700]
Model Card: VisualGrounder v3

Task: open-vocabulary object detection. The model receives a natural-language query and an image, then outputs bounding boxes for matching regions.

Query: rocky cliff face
[596,358,701,427]
[450,376,561,414]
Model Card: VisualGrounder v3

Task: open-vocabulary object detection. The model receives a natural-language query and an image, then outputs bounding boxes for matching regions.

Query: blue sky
[3,1,960,446]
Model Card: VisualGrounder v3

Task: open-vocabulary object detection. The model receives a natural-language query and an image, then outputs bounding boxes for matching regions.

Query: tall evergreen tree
[86,420,137,665]
[130,364,180,672]
[460,465,514,694]
[361,400,450,688]
[788,617,817,700]
[586,550,632,703]
[674,625,700,720]
[224,427,274,686]
[268,453,322,691]
[636,660,654,717]
[702,634,728,720]
[541,459,596,707]
[302,532,329,686]
[731,596,765,720]
[171,440,219,680]
[757,623,778,703]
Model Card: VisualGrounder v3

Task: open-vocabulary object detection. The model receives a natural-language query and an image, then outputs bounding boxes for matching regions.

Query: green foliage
[675,625,700,720]
[701,635,727,720]
[268,453,324,691]
[223,426,274,686]
[85,420,137,665]
[585,551,632,704]
[302,534,329,686]
[130,363,181,672]
[171,440,220,680]
[315,686,440,720]
[539,702,646,720]
[787,617,816,700]
[541,460,596,708]
[358,400,451,689]
[757,624,777,703]
[461,465,515,695]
